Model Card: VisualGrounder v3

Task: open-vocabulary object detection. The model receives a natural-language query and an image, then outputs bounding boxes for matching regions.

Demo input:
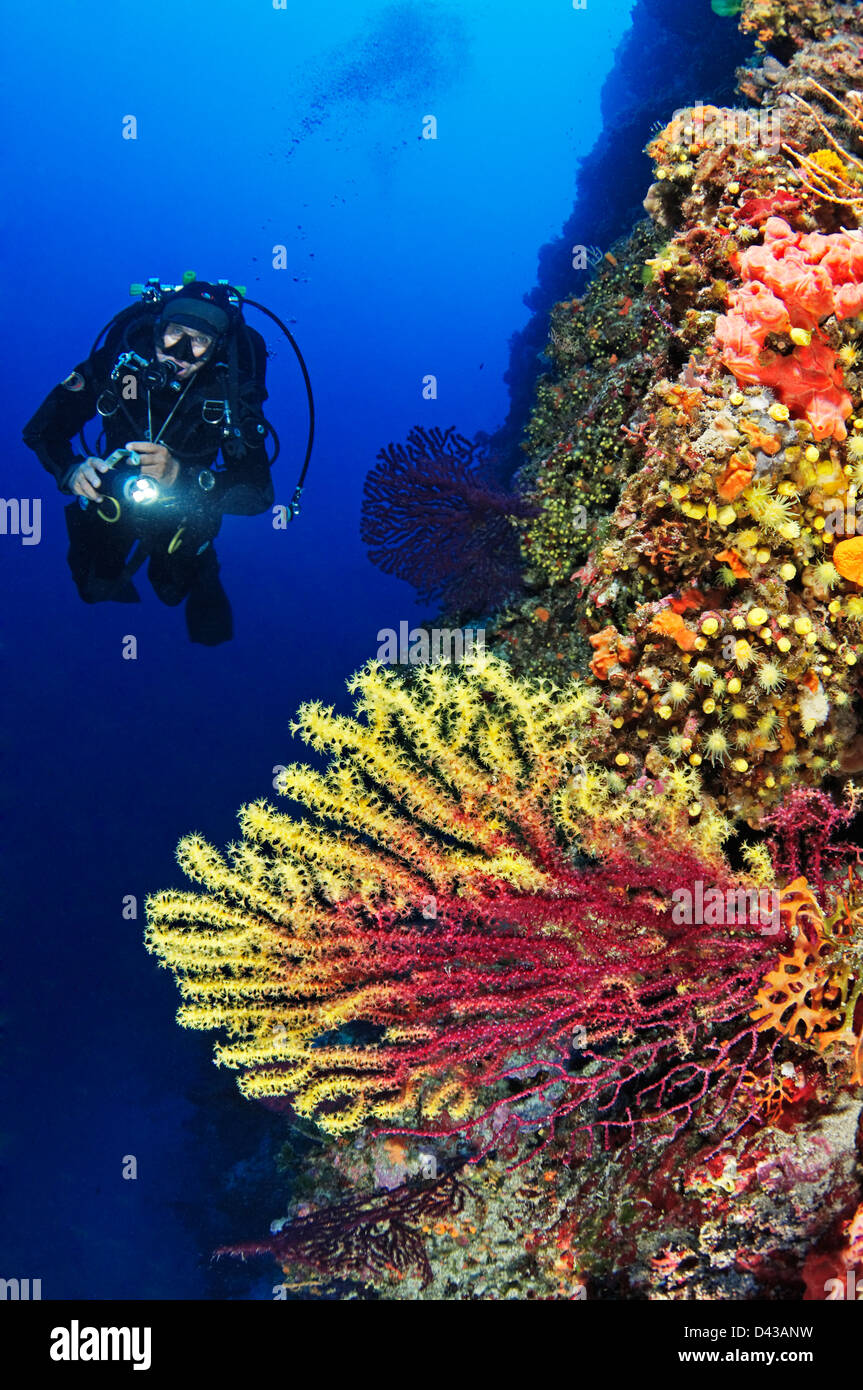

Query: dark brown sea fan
[361,424,533,613]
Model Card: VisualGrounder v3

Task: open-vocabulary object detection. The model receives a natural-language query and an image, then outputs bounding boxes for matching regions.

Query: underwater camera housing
[96,352,183,420]
[140,359,182,394]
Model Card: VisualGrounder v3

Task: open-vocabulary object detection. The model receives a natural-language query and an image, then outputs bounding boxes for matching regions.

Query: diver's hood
[159,295,231,339]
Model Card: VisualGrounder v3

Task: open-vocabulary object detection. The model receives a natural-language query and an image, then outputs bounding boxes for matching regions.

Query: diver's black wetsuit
[22,315,274,644]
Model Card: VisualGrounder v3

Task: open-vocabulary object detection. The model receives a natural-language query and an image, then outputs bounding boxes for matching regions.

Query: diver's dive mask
[158,313,219,367]
[158,331,197,363]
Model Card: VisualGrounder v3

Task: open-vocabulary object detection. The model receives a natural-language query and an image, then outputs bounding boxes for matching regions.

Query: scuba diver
[23,276,312,645]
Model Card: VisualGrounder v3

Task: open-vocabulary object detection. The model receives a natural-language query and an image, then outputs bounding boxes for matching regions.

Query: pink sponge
[715,218,863,440]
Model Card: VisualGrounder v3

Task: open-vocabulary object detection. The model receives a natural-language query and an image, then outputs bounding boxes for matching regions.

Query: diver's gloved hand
[68,456,113,503]
[126,441,179,489]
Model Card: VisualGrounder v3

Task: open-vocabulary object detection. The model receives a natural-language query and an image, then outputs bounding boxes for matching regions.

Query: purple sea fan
[361,425,534,613]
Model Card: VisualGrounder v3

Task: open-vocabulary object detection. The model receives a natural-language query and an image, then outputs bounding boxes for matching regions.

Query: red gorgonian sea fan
[361,425,534,613]
[146,656,789,1164]
[760,784,863,897]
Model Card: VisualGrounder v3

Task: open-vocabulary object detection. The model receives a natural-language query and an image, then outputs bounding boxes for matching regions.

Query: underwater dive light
[100,447,162,505]
[122,473,161,505]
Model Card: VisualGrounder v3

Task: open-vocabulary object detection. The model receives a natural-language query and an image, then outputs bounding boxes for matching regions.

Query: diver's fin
[185,549,233,645]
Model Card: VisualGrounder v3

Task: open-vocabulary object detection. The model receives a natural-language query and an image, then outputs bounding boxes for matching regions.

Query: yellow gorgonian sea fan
[146,652,746,1140]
